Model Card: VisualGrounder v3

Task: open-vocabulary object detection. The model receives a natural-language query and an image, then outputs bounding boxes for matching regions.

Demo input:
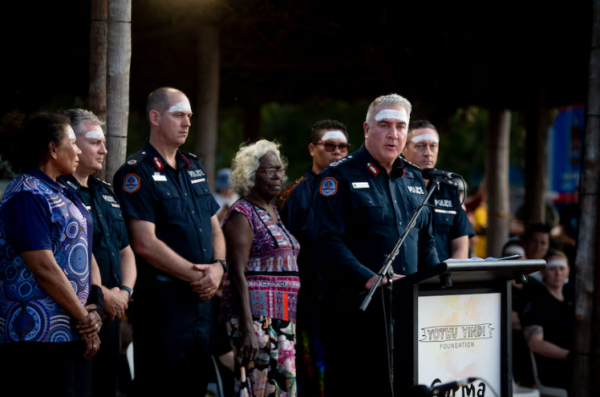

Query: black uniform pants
[1,341,92,397]
[131,281,213,397]
[92,317,121,397]
[322,292,393,397]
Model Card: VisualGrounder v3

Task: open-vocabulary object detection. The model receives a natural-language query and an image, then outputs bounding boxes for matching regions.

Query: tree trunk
[194,25,220,189]
[523,91,549,226]
[486,110,511,257]
[573,1,600,395]
[105,0,131,185]
[89,0,108,180]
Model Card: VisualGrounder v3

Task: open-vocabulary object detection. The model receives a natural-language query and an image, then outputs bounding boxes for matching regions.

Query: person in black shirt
[522,250,574,391]
[60,109,136,397]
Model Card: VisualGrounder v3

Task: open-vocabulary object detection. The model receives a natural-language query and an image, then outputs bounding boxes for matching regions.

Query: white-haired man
[313,94,439,397]
[113,87,225,396]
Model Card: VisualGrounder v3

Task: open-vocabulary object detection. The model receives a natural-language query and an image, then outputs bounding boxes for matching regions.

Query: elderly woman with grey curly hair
[221,139,301,397]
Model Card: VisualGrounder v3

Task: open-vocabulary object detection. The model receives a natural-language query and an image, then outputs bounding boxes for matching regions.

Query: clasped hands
[190,262,224,301]
[76,304,103,359]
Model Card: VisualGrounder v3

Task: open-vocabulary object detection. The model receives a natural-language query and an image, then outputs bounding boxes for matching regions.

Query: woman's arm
[524,325,570,359]
[22,250,89,321]
[224,212,259,361]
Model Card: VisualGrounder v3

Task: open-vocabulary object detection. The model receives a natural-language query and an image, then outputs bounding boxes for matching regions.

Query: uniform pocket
[152,186,183,221]
[350,191,385,229]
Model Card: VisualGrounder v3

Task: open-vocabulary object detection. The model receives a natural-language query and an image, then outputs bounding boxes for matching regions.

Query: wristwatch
[215,259,228,273]
[119,285,134,301]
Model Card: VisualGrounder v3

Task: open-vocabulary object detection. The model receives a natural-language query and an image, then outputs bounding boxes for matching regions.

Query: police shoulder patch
[123,174,141,193]
[125,150,146,167]
[320,177,338,197]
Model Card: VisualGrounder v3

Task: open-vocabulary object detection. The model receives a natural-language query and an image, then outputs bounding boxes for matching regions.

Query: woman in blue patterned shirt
[0,113,102,397]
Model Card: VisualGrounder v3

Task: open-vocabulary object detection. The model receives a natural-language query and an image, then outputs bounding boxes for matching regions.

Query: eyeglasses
[317,142,350,153]
[256,168,286,178]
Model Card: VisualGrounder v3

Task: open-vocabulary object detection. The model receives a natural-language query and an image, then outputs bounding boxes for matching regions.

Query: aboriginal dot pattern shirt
[221,199,301,322]
[0,168,92,343]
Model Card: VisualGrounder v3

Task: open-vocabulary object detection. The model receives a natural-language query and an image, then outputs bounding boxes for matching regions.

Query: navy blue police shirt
[428,179,475,262]
[59,174,130,289]
[313,144,439,302]
[113,142,219,284]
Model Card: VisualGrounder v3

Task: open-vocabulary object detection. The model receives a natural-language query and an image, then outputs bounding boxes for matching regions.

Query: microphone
[421,168,459,180]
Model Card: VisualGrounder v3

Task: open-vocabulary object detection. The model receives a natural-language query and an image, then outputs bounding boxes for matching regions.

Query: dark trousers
[92,317,121,397]
[322,293,393,397]
[131,282,214,397]
[1,341,92,397]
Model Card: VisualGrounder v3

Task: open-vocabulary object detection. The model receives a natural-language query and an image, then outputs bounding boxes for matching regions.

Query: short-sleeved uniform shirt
[0,168,92,343]
[60,175,130,289]
[313,144,439,307]
[113,142,219,285]
[428,179,475,261]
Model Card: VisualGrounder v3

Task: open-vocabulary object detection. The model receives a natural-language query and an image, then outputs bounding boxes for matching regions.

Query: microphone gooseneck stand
[359,175,445,395]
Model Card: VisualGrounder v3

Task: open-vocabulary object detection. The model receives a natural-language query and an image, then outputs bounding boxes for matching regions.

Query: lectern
[394,259,546,396]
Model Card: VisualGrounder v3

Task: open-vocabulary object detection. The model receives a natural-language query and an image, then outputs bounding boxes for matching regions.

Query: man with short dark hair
[276,119,349,396]
[113,87,225,396]
[60,108,136,397]
[402,120,474,260]
[313,95,439,397]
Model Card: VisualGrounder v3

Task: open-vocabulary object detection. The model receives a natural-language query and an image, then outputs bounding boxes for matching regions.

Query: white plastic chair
[530,351,568,397]
[126,342,134,380]
[512,378,540,397]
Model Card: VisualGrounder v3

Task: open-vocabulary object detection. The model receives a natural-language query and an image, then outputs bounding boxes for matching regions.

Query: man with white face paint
[402,120,474,261]
[276,119,350,396]
[312,94,439,397]
[113,87,225,396]
[60,108,137,397]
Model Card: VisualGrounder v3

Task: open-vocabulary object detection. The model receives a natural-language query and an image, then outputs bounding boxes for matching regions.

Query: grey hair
[63,108,104,135]
[365,93,412,123]
[231,139,288,197]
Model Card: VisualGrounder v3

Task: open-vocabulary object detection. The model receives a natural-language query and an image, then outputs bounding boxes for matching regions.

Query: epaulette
[183,151,198,159]
[124,150,147,167]
[328,154,354,168]
[95,177,112,187]
[441,179,459,188]
[400,157,421,170]
[276,176,305,212]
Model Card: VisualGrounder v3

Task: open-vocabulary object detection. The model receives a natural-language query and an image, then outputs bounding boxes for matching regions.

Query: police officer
[113,87,225,396]
[402,120,474,261]
[60,109,135,397]
[313,94,439,397]
[276,119,350,396]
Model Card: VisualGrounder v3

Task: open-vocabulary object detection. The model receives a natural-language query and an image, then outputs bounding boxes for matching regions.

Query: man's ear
[48,141,58,160]
[363,121,370,140]
[308,143,316,157]
[149,110,161,126]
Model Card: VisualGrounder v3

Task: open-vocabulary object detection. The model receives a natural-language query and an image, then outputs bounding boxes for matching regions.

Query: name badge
[152,174,167,182]
[434,209,457,215]
[191,178,206,184]
[352,182,370,189]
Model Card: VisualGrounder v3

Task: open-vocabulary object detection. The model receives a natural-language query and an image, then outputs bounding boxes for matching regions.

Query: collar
[357,144,405,177]
[143,142,191,171]
[29,168,66,193]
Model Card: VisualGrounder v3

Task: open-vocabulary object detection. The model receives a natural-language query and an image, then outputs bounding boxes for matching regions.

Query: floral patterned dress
[221,199,301,397]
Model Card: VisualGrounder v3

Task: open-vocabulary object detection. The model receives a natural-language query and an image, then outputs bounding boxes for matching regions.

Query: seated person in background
[522,250,574,391]
[523,223,552,282]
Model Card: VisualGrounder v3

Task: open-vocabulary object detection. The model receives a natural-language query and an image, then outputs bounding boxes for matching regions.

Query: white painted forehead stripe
[547,259,568,268]
[85,130,105,139]
[169,102,192,113]
[321,130,347,142]
[67,127,76,140]
[375,109,406,122]
[411,133,439,143]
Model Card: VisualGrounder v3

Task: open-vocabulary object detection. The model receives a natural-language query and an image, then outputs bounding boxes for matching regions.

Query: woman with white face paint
[521,250,574,392]
[0,112,100,396]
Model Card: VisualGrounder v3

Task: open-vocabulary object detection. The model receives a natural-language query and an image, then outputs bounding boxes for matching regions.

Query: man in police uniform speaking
[61,109,136,397]
[114,87,225,396]
[313,94,439,397]
[402,120,474,261]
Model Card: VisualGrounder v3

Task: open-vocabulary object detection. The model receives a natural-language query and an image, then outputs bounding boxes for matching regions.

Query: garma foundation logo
[419,323,494,349]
